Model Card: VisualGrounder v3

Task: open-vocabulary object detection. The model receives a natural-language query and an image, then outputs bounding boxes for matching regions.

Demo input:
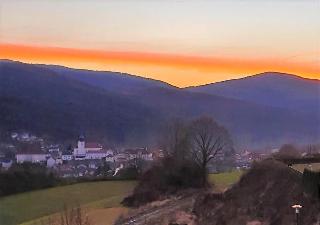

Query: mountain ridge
[2,59,318,88]
[0,59,177,89]
[0,60,319,148]
[186,71,320,113]
[185,71,319,89]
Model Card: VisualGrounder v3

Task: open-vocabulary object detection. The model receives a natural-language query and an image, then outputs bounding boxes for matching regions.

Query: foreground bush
[0,162,60,196]
[122,157,205,207]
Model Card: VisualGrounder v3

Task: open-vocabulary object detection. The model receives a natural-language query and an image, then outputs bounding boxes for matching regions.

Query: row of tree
[0,163,60,196]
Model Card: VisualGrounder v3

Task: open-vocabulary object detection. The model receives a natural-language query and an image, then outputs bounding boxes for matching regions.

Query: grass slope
[209,170,244,191]
[0,181,136,225]
[0,171,243,225]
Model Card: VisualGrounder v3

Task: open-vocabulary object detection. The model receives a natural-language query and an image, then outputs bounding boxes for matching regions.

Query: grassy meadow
[0,181,136,225]
[0,171,244,225]
[209,170,244,191]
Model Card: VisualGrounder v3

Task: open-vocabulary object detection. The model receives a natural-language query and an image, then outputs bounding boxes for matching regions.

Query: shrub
[116,166,140,180]
[122,157,204,207]
[0,162,60,196]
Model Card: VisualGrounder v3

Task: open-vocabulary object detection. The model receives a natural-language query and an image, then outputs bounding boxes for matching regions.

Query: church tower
[74,134,86,157]
[78,134,85,149]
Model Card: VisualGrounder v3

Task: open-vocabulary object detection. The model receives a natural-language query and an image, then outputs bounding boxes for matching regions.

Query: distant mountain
[43,64,175,95]
[0,61,319,148]
[186,72,320,114]
[0,60,161,145]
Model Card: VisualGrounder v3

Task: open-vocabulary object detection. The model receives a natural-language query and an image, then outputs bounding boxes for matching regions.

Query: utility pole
[292,204,302,225]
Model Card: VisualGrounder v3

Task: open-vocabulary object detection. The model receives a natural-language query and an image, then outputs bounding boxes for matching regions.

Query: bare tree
[31,204,91,225]
[307,144,317,157]
[190,116,232,185]
[60,204,91,225]
[160,118,191,161]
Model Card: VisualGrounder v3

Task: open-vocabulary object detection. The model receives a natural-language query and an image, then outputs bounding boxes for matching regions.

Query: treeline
[0,163,60,197]
[0,163,142,197]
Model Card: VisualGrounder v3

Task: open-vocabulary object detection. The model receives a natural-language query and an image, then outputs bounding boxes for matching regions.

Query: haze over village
[0,1,319,225]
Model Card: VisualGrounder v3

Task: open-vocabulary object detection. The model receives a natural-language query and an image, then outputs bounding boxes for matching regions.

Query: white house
[48,145,60,153]
[123,148,153,161]
[86,149,113,160]
[114,153,129,163]
[46,157,56,168]
[16,148,47,163]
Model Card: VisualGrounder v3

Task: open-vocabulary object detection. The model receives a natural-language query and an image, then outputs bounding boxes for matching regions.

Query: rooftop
[85,142,103,149]
[16,144,45,155]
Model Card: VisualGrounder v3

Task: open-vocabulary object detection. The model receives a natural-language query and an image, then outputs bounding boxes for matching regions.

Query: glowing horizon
[1,43,319,87]
[0,0,319,87]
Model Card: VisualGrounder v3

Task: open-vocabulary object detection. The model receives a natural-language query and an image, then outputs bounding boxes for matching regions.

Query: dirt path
[116,193,197,225]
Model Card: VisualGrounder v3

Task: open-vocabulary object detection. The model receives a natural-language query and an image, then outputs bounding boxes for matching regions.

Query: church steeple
[79,134,85,142]
[78,134,85,150]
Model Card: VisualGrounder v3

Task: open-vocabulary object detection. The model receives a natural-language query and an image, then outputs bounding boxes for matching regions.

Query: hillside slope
[186,72,320,114]
[194,160,320,225]
[0,61,161,144]
[116,160,320,225]
[0,61,319,147]
[131,86,319,147]
[44,64,175,95]
[43,63,320,147]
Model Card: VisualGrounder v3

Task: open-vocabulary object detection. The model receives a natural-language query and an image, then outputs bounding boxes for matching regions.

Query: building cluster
[234,150,269,169]
[1,134,164,177]
[11,132,43,143]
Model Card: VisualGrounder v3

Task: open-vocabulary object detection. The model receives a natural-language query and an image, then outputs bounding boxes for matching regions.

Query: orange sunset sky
[0,0,319,87]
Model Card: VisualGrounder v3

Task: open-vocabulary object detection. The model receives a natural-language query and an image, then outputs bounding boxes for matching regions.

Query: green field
[0,171,244,225]
[0,181,136,225]
[209,170,244,191]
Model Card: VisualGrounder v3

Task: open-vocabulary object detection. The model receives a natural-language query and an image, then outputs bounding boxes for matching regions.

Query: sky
[0,0,319,87]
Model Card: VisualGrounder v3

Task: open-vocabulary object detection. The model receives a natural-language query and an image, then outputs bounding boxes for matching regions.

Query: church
[73,135,113,160]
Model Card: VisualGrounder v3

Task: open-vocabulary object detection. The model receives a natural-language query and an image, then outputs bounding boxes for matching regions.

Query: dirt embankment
[194,159,320,225]
[115,189,199,225]
[116,160,320,225]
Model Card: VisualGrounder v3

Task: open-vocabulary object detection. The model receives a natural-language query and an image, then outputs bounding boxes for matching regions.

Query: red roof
[85,142,102,148]
[17,148,45,155]
[16,144,45,155]
[86,150,110,154]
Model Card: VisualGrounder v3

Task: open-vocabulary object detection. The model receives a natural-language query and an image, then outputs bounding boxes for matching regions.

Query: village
[1,131,318,178]
[0,132,284,178]
[0,132,166,178]
[0,132,250,178]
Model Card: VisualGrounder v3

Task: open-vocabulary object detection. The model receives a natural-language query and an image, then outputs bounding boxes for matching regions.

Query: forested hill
[0,60,319,148]
[0,60,162,144]
[186,72,320,114]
